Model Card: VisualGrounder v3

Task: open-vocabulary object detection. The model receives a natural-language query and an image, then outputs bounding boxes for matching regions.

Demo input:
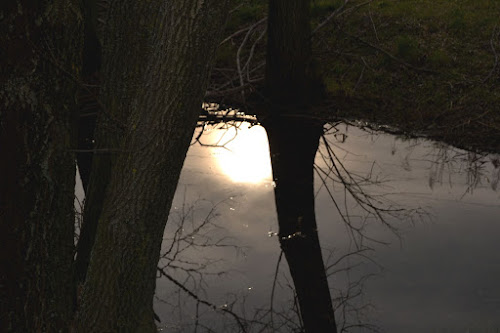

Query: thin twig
[158,267,248,333]
[338,28,438,74]
[269,251,283,331]
[219,17,267,46]
[482,24,499,83]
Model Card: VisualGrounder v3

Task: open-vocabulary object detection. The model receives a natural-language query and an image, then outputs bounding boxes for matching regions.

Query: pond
[133,121,500,332]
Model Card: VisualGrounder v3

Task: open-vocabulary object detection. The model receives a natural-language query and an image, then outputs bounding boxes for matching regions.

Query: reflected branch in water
[157,116,500,331]
[323,247,381,333]
[156,193,250,332]
[316,130,429,249]
[269,251,283,332]
[157,267,248,333]
[423,143,500,196]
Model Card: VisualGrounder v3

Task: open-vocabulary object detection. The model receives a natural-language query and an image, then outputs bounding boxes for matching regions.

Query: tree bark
[75,19,101,193]
[265,0,323,107]
[75,1,229,331]
[0,0,82,331]
[263,1,337,332]
[265,117,337,333]
[74,19,102,283]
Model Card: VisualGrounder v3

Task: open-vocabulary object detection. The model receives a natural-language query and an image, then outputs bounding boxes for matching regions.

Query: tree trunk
[75,21,101,193]
[265,0,323,107]
[74,23,102,283]
[265,117,338,333]
[263,1,337,332]
[0,0,83,331]
[75,1,229,331]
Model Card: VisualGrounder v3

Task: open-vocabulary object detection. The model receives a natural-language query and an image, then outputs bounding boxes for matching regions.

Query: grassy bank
[214,0,500,153]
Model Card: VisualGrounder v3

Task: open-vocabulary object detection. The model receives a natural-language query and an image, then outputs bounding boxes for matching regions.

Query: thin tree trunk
[0,0,83,331]
[265,0,323,107]
[75,1,229,331]
[265,117,338,333]
[264,1,337,332]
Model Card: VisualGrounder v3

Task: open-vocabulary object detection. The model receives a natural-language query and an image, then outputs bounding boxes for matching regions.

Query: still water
[152,122,500,332]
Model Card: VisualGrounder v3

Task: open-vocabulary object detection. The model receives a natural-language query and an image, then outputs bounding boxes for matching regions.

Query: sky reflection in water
[155,123,500,332]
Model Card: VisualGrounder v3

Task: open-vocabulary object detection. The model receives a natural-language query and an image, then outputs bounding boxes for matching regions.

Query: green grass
[226,0,267,31]
[311,0,343,17]
[216,0,500,152]
[313,0,500,152]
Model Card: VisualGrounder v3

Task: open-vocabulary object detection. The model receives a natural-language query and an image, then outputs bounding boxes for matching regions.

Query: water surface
[153,122,500,332]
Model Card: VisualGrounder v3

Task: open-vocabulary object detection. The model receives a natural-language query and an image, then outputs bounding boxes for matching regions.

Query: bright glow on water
[202,123,272,184]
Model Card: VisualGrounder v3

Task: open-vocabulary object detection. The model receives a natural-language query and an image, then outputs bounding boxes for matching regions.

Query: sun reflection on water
[211,124,272,184]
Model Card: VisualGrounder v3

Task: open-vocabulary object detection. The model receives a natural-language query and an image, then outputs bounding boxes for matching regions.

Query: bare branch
[482,24,499,83]
[157,267,248,333]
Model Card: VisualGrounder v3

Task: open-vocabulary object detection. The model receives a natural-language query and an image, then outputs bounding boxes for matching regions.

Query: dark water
[79,122,500,332]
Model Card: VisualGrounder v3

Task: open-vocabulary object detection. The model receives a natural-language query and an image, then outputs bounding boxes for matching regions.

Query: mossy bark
[0,0,83,331]
[74,1,230,331]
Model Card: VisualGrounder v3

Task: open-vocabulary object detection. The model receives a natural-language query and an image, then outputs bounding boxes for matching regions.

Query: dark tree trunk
[265,0,323,107]
[75,24,101,193]
[73,3,105,283]
[265,117,338,333]
[74,1,230,331]
[263,1,337,332]
[0,0,83,331]
[74,73,114,285]
[74,134,110,284]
